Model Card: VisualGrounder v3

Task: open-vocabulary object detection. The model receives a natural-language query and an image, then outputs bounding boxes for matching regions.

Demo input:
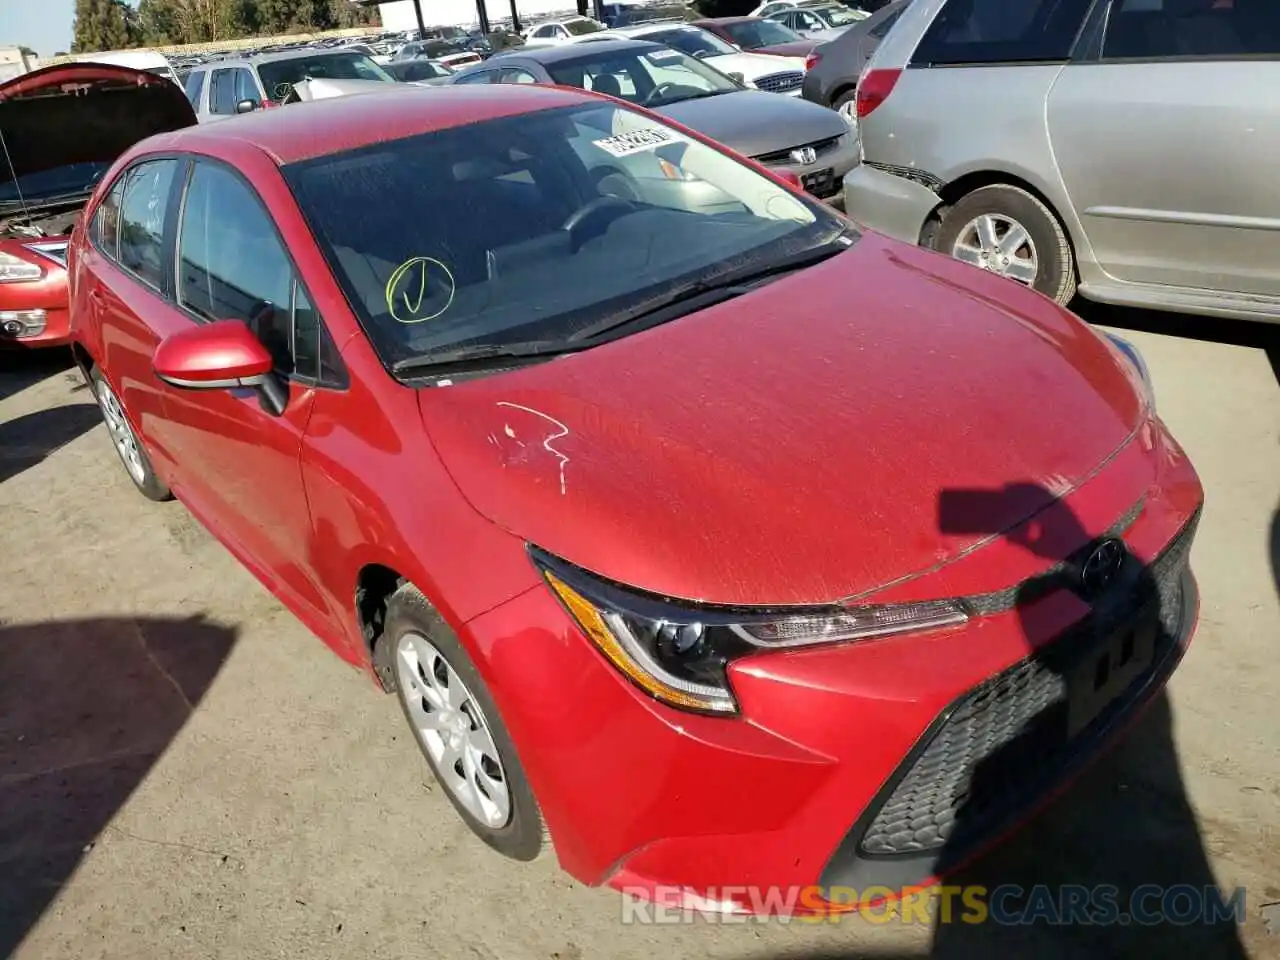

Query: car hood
[0,64,195,188]
[421,234,1146,606]
[657,89,846,158]
[705,50,807,80]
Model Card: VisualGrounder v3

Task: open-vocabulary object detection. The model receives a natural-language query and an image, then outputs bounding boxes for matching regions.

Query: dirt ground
[1,303,1277,960]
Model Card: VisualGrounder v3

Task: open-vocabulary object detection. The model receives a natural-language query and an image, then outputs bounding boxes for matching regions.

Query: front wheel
[385,584,545,861]
[90,367,171,501]
[832,88,859,126]
[934,184,1076,305]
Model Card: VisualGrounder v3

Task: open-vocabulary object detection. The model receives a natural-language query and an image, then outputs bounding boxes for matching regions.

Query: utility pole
[412,0,428,36]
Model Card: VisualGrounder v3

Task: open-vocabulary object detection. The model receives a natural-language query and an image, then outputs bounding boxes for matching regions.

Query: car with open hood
[0,63,195,348]
[449,39,857,201]
[69,83,1202,913]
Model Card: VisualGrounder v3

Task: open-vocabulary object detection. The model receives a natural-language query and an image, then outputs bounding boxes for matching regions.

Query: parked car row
[39,67,1206,923]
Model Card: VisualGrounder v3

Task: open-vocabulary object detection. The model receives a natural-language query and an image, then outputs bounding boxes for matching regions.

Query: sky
[0,0,140,57]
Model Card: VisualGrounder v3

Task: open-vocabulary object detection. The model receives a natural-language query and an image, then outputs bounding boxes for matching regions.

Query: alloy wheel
[396,631,512,828]
[95,378,147,485]
[951,213,1039,285]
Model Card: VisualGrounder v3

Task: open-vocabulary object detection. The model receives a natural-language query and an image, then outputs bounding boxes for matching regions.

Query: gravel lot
[1,302,1277,960]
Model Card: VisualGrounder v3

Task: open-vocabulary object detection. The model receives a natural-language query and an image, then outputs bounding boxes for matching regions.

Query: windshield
[810,4,864,26]
[257,52,395,102]
[721,18,804,46]
[637,27,739,58]
[546,47,739,106]
[283,102,845,372]
[566,18,606,35]
[0,161,111,205]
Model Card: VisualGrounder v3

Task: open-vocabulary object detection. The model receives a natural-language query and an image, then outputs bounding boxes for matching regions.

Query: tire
[89,367,172,502]
[934,184,1076,305]
[384,584,544,861]
[832,87,859,125]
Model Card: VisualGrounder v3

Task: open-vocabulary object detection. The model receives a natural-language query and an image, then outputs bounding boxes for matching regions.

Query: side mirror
[153,319,288,416]
[235,98,259,114]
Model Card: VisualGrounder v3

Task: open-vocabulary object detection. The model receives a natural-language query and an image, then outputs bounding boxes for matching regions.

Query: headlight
[534,549,968,715]
[0,251,42,283]
[1102,332,1155,410]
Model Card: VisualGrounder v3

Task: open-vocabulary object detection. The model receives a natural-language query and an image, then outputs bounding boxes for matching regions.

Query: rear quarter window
[910,0,1094,65]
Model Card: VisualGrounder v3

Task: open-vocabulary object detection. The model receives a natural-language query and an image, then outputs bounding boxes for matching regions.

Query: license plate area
[802,167,837,198]
[1066,612,1156,737]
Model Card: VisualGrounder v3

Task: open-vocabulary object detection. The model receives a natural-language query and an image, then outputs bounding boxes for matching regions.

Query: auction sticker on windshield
[593,127,684,157]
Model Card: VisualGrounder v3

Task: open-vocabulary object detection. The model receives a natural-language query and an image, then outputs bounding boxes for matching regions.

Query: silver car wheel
[396,631,511,828]
[951,213,1039,285]
[95,378,147,485]
[837,98,859,125]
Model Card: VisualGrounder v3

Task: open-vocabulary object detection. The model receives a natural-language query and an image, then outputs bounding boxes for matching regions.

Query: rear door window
[233,67,260,107]
[454,69,498,84]
[910,0,1094,65]
[1103,0,1280,59]
[209,69,237,114]
[117,159,180,290]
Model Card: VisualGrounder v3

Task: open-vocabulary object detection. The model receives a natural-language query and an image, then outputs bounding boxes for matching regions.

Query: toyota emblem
[789,146,817,166]
[1079,538,1127,597]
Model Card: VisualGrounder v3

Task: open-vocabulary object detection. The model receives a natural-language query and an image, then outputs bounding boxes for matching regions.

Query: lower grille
[802,167,840,199]
[754,70,804,94]
[856,509,1199,862]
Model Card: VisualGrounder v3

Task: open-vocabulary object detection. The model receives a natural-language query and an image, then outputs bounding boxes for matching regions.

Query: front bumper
[464,419,1203,905]
[841,162,941,244]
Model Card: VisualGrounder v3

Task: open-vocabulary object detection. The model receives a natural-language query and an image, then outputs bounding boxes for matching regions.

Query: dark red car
[0,64,193,348]
[694,16,818,58]
[69,83,1202,912]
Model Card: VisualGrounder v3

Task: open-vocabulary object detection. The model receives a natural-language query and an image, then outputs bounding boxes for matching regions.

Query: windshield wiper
[567,233,854,344]
[390,339,578,378]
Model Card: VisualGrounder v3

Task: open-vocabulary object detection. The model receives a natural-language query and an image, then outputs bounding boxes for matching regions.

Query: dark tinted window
[1103,0,1280,59]
[118,160,178,289]
[177,162,295,370]
[210,69,237,113]
[183,69,206,107]
[870,6,904,38]
[720,19,804,47]
[911,0,1093,64]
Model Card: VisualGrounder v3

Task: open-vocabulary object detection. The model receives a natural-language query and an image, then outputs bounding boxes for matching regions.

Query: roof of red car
[164,84,596,166]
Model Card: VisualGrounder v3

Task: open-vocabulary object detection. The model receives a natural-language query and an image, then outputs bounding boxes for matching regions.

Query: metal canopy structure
[350,0,606,37]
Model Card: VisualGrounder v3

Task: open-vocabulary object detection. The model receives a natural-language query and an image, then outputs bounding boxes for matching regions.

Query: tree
[328,0,379,29]
[72,0,136,52]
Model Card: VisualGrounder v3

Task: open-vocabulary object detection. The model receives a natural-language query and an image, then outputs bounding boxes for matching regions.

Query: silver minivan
[843,0,1280,322]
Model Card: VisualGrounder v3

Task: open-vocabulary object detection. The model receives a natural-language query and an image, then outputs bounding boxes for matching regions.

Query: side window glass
[234,68,259,106]
[1103,0,1274,59]
[502,68,539,84]
[93,173,128,260]
[455,69,494,84]
[910,0,1094,65]
[177,162,295,372]
[184,70,206,107]
[210,69,235,114]
[118,159,179,289]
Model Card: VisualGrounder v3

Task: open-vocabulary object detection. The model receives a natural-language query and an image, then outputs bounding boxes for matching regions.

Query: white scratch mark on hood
[496,402,571,495]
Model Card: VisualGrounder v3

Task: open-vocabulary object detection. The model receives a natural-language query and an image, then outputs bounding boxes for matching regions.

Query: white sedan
[587,23,810,96]
[521,16,609,44]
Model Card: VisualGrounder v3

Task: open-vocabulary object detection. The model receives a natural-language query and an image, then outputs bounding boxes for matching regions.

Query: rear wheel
[934,184,1076,305]
[832,88,859,125]
[90,368,171,501]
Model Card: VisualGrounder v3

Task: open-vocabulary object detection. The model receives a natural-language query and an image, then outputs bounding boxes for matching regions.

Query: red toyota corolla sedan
[68,83,1203,912]
[0,64,194,349]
